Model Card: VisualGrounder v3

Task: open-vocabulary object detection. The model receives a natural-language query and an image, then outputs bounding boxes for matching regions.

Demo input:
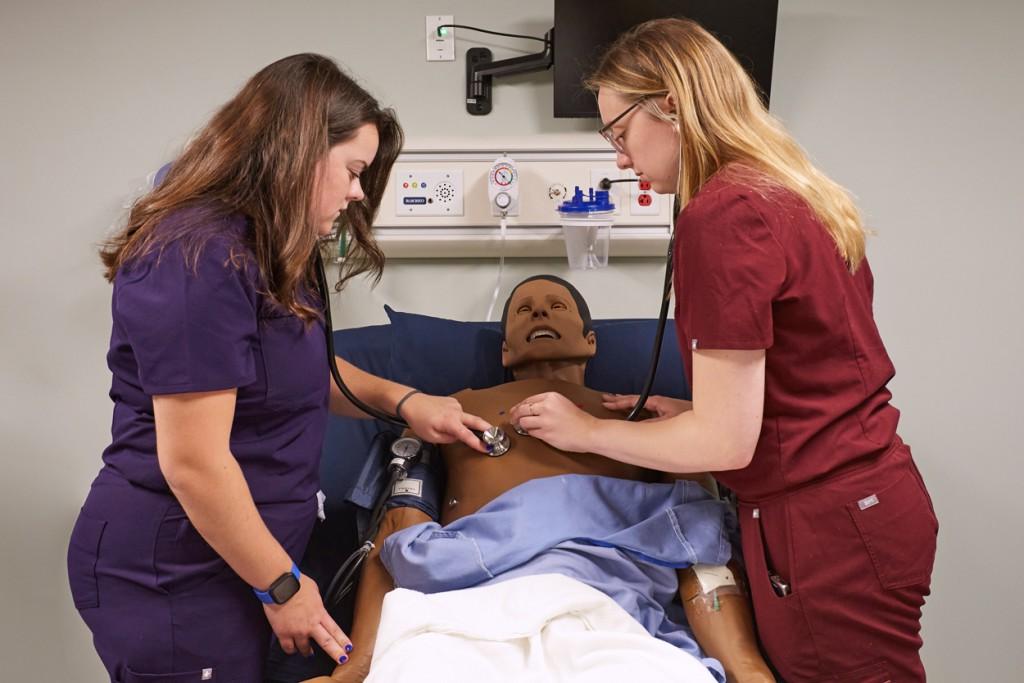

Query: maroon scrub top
[673,169,900,500]
[101,206,329,505]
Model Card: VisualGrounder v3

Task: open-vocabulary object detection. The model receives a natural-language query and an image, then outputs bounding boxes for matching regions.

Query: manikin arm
[678,563,775,682]
[302,506,432,683]
[661,472,774,682]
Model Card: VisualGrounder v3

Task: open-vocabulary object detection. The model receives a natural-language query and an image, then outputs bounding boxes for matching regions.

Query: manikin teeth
[528,329,559,342]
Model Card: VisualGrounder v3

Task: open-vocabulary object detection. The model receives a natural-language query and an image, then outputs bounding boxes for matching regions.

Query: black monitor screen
[553,0,779,118]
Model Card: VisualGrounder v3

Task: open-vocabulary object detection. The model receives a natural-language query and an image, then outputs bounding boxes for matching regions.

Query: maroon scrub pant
[67,469,317,683]
[739,442,937,682]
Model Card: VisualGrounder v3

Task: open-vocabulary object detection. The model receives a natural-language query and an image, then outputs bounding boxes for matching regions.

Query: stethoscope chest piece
[480,426,511,457]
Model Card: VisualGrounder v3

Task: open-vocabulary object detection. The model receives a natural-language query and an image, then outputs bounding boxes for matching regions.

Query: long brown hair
[101,53,404,319]
[587,19,868,271]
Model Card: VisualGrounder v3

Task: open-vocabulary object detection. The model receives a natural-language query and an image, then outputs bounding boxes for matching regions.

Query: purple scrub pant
[67,469,317,683]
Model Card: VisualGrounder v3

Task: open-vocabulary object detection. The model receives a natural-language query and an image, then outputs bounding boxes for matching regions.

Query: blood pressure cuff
[383,443,446,521]
[344,432,446,539]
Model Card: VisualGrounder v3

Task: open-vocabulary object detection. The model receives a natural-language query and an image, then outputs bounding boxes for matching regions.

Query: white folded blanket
[366,573,717,683]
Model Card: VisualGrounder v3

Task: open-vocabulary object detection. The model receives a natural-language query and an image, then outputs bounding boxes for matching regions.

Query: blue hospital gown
[381,474,734,682]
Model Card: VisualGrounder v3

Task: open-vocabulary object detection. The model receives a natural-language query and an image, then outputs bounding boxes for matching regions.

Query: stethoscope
[313,248,513,455]
[312,233,673,433]
[314,234,674,607]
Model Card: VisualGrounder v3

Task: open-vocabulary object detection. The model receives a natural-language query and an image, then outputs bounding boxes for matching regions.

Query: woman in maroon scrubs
[511,19,937,682]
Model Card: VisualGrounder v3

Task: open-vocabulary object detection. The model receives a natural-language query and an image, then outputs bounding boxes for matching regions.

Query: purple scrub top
[101,205,328,505]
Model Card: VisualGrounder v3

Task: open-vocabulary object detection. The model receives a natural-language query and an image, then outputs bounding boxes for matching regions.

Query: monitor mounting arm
[465,28,554,116]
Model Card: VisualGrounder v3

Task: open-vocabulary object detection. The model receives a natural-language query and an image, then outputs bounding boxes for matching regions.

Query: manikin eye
[517,305,531,314]
[551,302,567,310]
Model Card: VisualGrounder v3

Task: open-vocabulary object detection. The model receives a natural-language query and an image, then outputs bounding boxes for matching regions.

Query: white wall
[1,0,1020,680]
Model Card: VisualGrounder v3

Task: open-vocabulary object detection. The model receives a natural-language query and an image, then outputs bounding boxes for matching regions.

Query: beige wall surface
[1,0,1020,680]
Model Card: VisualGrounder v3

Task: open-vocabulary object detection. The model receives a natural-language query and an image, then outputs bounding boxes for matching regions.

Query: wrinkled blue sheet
[381,474,734,681]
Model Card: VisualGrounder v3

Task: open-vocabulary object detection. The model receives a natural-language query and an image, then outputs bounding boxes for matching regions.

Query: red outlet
[638,179,652,191]
[638,193,653,207]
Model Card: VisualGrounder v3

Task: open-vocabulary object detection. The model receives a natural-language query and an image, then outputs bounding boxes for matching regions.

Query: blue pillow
[385,306,690,400]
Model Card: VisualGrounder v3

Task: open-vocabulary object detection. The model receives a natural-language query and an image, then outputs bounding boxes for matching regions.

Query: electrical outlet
[590,168,623,215]
[630,174,661,215]
[425,15,454,61]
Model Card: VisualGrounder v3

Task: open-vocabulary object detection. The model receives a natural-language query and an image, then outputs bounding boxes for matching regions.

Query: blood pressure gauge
[389,436,423,473]
[487,156,519,217]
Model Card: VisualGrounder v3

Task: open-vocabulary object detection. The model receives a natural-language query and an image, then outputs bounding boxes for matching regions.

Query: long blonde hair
[587,18,868,271]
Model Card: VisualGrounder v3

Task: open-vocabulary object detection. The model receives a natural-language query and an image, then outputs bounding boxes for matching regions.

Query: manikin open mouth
[527,328,561,342]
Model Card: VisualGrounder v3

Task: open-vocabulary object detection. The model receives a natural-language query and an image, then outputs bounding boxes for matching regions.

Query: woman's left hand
[400,393,493,453]
[508,392,596,453]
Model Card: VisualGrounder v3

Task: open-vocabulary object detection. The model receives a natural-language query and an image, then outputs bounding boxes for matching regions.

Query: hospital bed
[264,306,692,682]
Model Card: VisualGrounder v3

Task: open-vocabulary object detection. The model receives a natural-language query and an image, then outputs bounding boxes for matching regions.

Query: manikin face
[596,88,681,196]
[312,123,379,236]
[501,279,597,369]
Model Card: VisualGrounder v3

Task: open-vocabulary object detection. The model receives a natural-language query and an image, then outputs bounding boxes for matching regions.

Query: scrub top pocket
[846,468,938,590]
[67,514,107,609]
[258,310,327,411]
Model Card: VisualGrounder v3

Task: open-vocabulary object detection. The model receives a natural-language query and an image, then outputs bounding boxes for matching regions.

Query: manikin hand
[300,653,371,683]
[602,393,693,421]
[399,392,493,453]
[508,391,597,453]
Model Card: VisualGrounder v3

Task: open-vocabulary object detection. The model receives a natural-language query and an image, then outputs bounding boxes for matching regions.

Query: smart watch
[253,563,301,605]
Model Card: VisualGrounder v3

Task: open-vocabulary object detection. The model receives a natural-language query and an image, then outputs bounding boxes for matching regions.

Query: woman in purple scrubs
[67,53,491,683]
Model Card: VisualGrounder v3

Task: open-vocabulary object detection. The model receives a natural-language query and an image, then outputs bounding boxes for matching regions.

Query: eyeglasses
[598,97,648,153]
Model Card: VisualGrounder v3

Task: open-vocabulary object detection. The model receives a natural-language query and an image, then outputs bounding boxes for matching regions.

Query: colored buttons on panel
[395,170,465,217]
[402,180,430,205]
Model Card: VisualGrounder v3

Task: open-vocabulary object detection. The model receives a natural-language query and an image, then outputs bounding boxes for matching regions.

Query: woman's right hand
[263,573,353,666]
[602,393,693,421]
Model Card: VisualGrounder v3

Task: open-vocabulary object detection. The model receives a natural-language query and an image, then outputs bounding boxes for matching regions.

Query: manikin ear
[586,330,597,349]
[500,339,511,367]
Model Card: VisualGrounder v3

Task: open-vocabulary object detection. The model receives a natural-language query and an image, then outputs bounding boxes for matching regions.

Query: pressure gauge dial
[492,165,516,187]
[390,436,423,461]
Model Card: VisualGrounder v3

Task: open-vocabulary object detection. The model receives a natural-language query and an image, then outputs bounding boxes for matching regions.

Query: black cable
[598,177,639,190]
[436,24,548,45]
[625,235,674,422]
[324,466,404,608]
[314,249,407,429]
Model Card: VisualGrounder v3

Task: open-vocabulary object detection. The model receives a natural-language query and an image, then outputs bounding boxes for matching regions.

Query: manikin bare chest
[440,378,658,524]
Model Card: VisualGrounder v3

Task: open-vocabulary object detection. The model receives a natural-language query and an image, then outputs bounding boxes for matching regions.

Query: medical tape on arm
[683,563,743,614]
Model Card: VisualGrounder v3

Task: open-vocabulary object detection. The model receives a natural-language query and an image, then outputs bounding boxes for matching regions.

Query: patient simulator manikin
[307,276,774,683]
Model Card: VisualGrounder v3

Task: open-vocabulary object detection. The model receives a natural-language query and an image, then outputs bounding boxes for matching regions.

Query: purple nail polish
[345,644,353,653]
[339,655,348,664]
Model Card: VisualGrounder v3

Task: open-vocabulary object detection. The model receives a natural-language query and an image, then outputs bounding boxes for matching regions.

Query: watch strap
[253,563,300,605]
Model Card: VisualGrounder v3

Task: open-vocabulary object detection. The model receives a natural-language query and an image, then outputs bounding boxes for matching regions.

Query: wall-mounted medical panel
[373,149,672,258]
[394,169,464,217]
